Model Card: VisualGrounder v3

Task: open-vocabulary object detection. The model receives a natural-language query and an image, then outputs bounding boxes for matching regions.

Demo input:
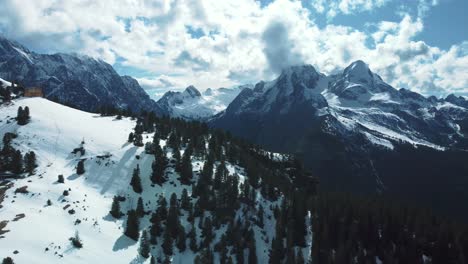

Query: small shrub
[70,231,83,248]
[57,175,64,183]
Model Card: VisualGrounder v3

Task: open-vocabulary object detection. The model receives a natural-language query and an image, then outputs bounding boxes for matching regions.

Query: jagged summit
[183,85,201,97]
[342,60,376,85]
[279,64,318,77]
[0,35,160,113]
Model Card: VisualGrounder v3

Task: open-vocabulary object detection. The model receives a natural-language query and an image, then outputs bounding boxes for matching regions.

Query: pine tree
[181,188,191,210]
[133,133,144,147]
[128,132,134,143]
[162,228,173,256]
[16,106,30,125]
[179,146,193,185]
[2,257,14,264]
[202,217,214,247]
[76,159,85,175]
[150,213,161,244]
[130,165,142,193]
[167,193,180,238]
[257,204,264,228]
[173,148,181,166]
[157,195,168,221]
[236,246,245,264]
[24,151,36,175]
[214,161,227,190]
[150,255,156,264]
[11,150,23,174]
[189,223,198,252]
[125,209,140,241]
[136,197,145,217]
[151,143,168,185]
[145,142,155,154]
[139,230,150,258]
[200,152,214,186]
[176,224,187,252]
[110,196,122,218]
[248,243,258,264]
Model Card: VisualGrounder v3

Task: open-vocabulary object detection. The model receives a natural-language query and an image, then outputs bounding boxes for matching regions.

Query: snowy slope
[0,98,139,263]
[0,98,305,263]
[0,78,11,88]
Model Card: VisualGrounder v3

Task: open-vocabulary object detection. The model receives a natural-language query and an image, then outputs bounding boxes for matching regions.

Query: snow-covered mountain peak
[445,93,468,108]
[276,65,322,91]
[157,85,244,119]
[279,64,319,78]
[343,60,373,81]
[182,85,201,98]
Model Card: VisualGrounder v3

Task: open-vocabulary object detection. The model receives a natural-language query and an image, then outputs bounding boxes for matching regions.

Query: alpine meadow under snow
[0,97,313,263]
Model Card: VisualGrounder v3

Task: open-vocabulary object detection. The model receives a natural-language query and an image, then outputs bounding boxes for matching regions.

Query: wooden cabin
[24,87,43,97]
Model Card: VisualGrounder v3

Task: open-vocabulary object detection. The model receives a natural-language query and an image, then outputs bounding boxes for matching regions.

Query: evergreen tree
[24,151,36,175]
[176,224,187,252]
[189,223,198,252]
[181,188,191,210]
[248,243,258,264]
[16,106,30,125]
[136,197,145,217]
[173,147,181,165]
[162,228,173,256]
[11,150,23,174]
[2,257,14,264]
[200,152,214,186]
[128,132,134,143]
[130,165,142,193]
[125,209,140,241]
[149,213,162,244]
[257,205,264,228]
[76,159,85,175]
[157,195,168,221]
[167,193,180,238]
[214,161,227,190]
[179,146,193,185]
[110,196,122,218]
[150,256,156,264]
[139,230,150,258]
[202,217,214,247]
[145,142,155,154]
[151,143,168,185]
[236,246,245,264]
[133,133,144,147]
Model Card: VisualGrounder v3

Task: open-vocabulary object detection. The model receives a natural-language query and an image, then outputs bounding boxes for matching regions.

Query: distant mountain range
[210,60,468,218]
[0,36,162,113]
[155,85,248,120]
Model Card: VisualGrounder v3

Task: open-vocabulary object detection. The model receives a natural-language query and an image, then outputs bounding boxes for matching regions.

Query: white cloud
[0,0,465,96]
[309,0,390,19]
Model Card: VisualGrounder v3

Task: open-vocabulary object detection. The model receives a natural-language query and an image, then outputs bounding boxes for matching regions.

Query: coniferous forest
[115,111,468,263]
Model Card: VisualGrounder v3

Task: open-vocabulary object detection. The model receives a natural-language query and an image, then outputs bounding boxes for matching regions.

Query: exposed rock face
[0,36,162,113]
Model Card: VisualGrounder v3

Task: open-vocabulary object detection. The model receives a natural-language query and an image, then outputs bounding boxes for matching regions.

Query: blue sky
[0,0,466,97]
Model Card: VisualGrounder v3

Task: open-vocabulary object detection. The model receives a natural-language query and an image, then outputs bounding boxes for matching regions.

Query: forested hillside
[0,98,467,263]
